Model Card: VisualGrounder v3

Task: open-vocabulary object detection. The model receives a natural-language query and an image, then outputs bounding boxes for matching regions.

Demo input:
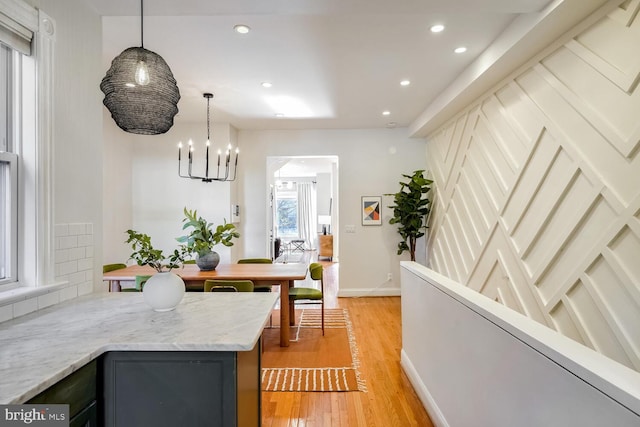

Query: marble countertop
[0,291,278,404]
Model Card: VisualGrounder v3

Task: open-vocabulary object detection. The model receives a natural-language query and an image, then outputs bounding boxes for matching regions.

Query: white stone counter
[0,292,278,404]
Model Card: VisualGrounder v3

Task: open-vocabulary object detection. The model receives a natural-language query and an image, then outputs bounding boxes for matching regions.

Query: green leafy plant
[385,170,433,261]
[176,207,240,257]
[125,229,185,273]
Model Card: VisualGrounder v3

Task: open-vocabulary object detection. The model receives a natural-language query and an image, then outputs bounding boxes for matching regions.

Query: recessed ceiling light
[234,24,251,34]
[261,82,273,88]
[275,113,284,118]
[430,24,445,33]
[382,111,391,116]
[400,80,411,86]
[454,46,467,54]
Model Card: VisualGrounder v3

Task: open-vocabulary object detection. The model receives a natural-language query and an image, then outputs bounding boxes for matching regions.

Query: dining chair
[103,263,127,292]
[204,279,254,293]
[183,259,196,264]
[120,274,151,292]
[289,262,324,335]
[237,258,273,292]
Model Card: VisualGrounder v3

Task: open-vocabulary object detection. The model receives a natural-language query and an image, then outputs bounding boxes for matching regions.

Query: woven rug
[261,308,366,392]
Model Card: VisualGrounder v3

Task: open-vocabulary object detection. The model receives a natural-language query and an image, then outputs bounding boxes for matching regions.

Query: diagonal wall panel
[426,1,640,372]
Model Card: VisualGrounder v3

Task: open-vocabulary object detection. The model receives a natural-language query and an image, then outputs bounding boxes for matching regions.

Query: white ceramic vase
[142,272,185,312]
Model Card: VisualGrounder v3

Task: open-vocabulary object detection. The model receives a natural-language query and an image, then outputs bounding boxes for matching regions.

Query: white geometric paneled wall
[426,0,640,372]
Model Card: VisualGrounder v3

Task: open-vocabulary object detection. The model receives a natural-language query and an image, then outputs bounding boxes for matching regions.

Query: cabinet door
[27,360,97,420]
[70,401,97,427]
[102,351,237,427]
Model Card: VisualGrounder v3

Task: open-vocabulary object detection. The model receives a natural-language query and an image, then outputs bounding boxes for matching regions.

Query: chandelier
[100,0,180,135]
[178,93,239,182]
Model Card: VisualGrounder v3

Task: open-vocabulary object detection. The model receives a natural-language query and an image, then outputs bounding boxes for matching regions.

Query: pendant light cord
[207,96,211,141]
[140,0,144,48]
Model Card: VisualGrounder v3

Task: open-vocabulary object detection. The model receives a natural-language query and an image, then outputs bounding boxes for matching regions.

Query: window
[0,0,55,292]
[275,186,298,237]
[0,43,17,285]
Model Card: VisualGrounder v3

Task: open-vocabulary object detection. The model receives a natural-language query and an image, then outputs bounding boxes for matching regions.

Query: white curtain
[297,182,317,249]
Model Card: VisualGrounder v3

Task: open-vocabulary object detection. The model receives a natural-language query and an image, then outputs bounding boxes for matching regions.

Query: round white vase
[142,272,185,312]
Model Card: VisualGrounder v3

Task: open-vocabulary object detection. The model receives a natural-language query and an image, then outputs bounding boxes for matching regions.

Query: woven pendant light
[100,0,180,135]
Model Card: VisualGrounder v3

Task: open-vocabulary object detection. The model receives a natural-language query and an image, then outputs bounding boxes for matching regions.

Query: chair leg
[289,301,295,326]
[321,301,325,336]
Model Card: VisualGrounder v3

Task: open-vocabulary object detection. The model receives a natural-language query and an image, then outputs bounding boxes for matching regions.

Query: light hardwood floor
[262,259,434,426]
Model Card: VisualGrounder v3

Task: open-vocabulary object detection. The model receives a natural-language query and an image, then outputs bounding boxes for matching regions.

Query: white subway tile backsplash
[13,298,38,317]
[68,223,86,236]
[68,247,84,261]
[56,249,69,263]
[77,282,93,296]
[77,258,93,272]
[0,305,12,322]
[59,236,78,249]
[55,224,69,237]
[68,271,86,285]
[1,222,96,323]
[38,291,60,309]
[77,234,94,247]
[60,285,78,302]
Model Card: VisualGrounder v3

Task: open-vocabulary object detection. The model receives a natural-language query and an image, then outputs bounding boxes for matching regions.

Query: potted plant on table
[385,170,433,261]
[125,229,187,312]
[176,207,240,271]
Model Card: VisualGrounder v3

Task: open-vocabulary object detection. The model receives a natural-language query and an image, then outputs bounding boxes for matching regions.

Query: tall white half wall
[400,262,640,427]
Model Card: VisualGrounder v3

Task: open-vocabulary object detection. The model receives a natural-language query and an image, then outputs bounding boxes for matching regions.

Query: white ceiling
[88,0,553,131]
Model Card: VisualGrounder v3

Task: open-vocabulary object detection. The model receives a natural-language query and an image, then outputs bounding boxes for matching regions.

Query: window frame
[0,0,55,295]
[0,151,18,285]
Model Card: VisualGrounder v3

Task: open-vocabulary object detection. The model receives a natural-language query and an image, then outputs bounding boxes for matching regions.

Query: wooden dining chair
[237,258,273,292]
[204,279,254,293]
[289,262,325,335]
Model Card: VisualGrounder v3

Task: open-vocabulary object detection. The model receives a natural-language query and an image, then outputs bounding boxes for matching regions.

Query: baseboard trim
[400,349,449,427]
[337,287,401,297]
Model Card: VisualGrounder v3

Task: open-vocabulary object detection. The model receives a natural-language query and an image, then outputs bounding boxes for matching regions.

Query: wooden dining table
[103,263,309,347]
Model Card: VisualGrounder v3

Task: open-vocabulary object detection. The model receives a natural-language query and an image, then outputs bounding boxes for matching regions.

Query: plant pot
[196,251,220,271]
[142,272,185,312]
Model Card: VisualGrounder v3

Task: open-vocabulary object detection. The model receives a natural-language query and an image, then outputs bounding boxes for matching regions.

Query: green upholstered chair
[103,263,127,292]
[237,258,273,292]
[103,263,126,273]
[204,279,254,293]
[289,262,325,335]
[120,274,150,292]
[183,259,196,264]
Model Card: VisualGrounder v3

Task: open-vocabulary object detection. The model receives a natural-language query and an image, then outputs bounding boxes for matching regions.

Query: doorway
[266,156,338,263]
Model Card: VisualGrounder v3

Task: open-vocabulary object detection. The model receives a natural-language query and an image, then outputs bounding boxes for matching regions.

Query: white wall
[102,111,133,266]
[401,262,640,427]
[102,120,238,264]
[238,128,426,295]
[28,0,103,287]
[425,1,640,372]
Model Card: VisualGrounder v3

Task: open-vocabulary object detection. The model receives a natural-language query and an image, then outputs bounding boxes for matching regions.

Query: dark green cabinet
[27,360,98,426]
[25,343,260,427]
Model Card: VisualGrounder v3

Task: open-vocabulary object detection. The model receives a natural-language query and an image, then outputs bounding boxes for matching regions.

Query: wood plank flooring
[262,260,434,426]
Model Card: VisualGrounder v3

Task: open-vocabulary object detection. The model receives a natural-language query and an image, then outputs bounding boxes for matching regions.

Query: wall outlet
[387,273,393,281]
[345,225,356,233]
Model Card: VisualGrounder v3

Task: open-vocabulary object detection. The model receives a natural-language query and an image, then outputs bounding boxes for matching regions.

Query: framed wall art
[361,196,382,226]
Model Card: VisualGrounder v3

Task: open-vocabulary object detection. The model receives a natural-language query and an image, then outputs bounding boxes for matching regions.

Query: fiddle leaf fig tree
[385,170,433,261]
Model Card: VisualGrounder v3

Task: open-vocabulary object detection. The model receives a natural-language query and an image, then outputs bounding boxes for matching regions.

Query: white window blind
[0,11,32,56]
